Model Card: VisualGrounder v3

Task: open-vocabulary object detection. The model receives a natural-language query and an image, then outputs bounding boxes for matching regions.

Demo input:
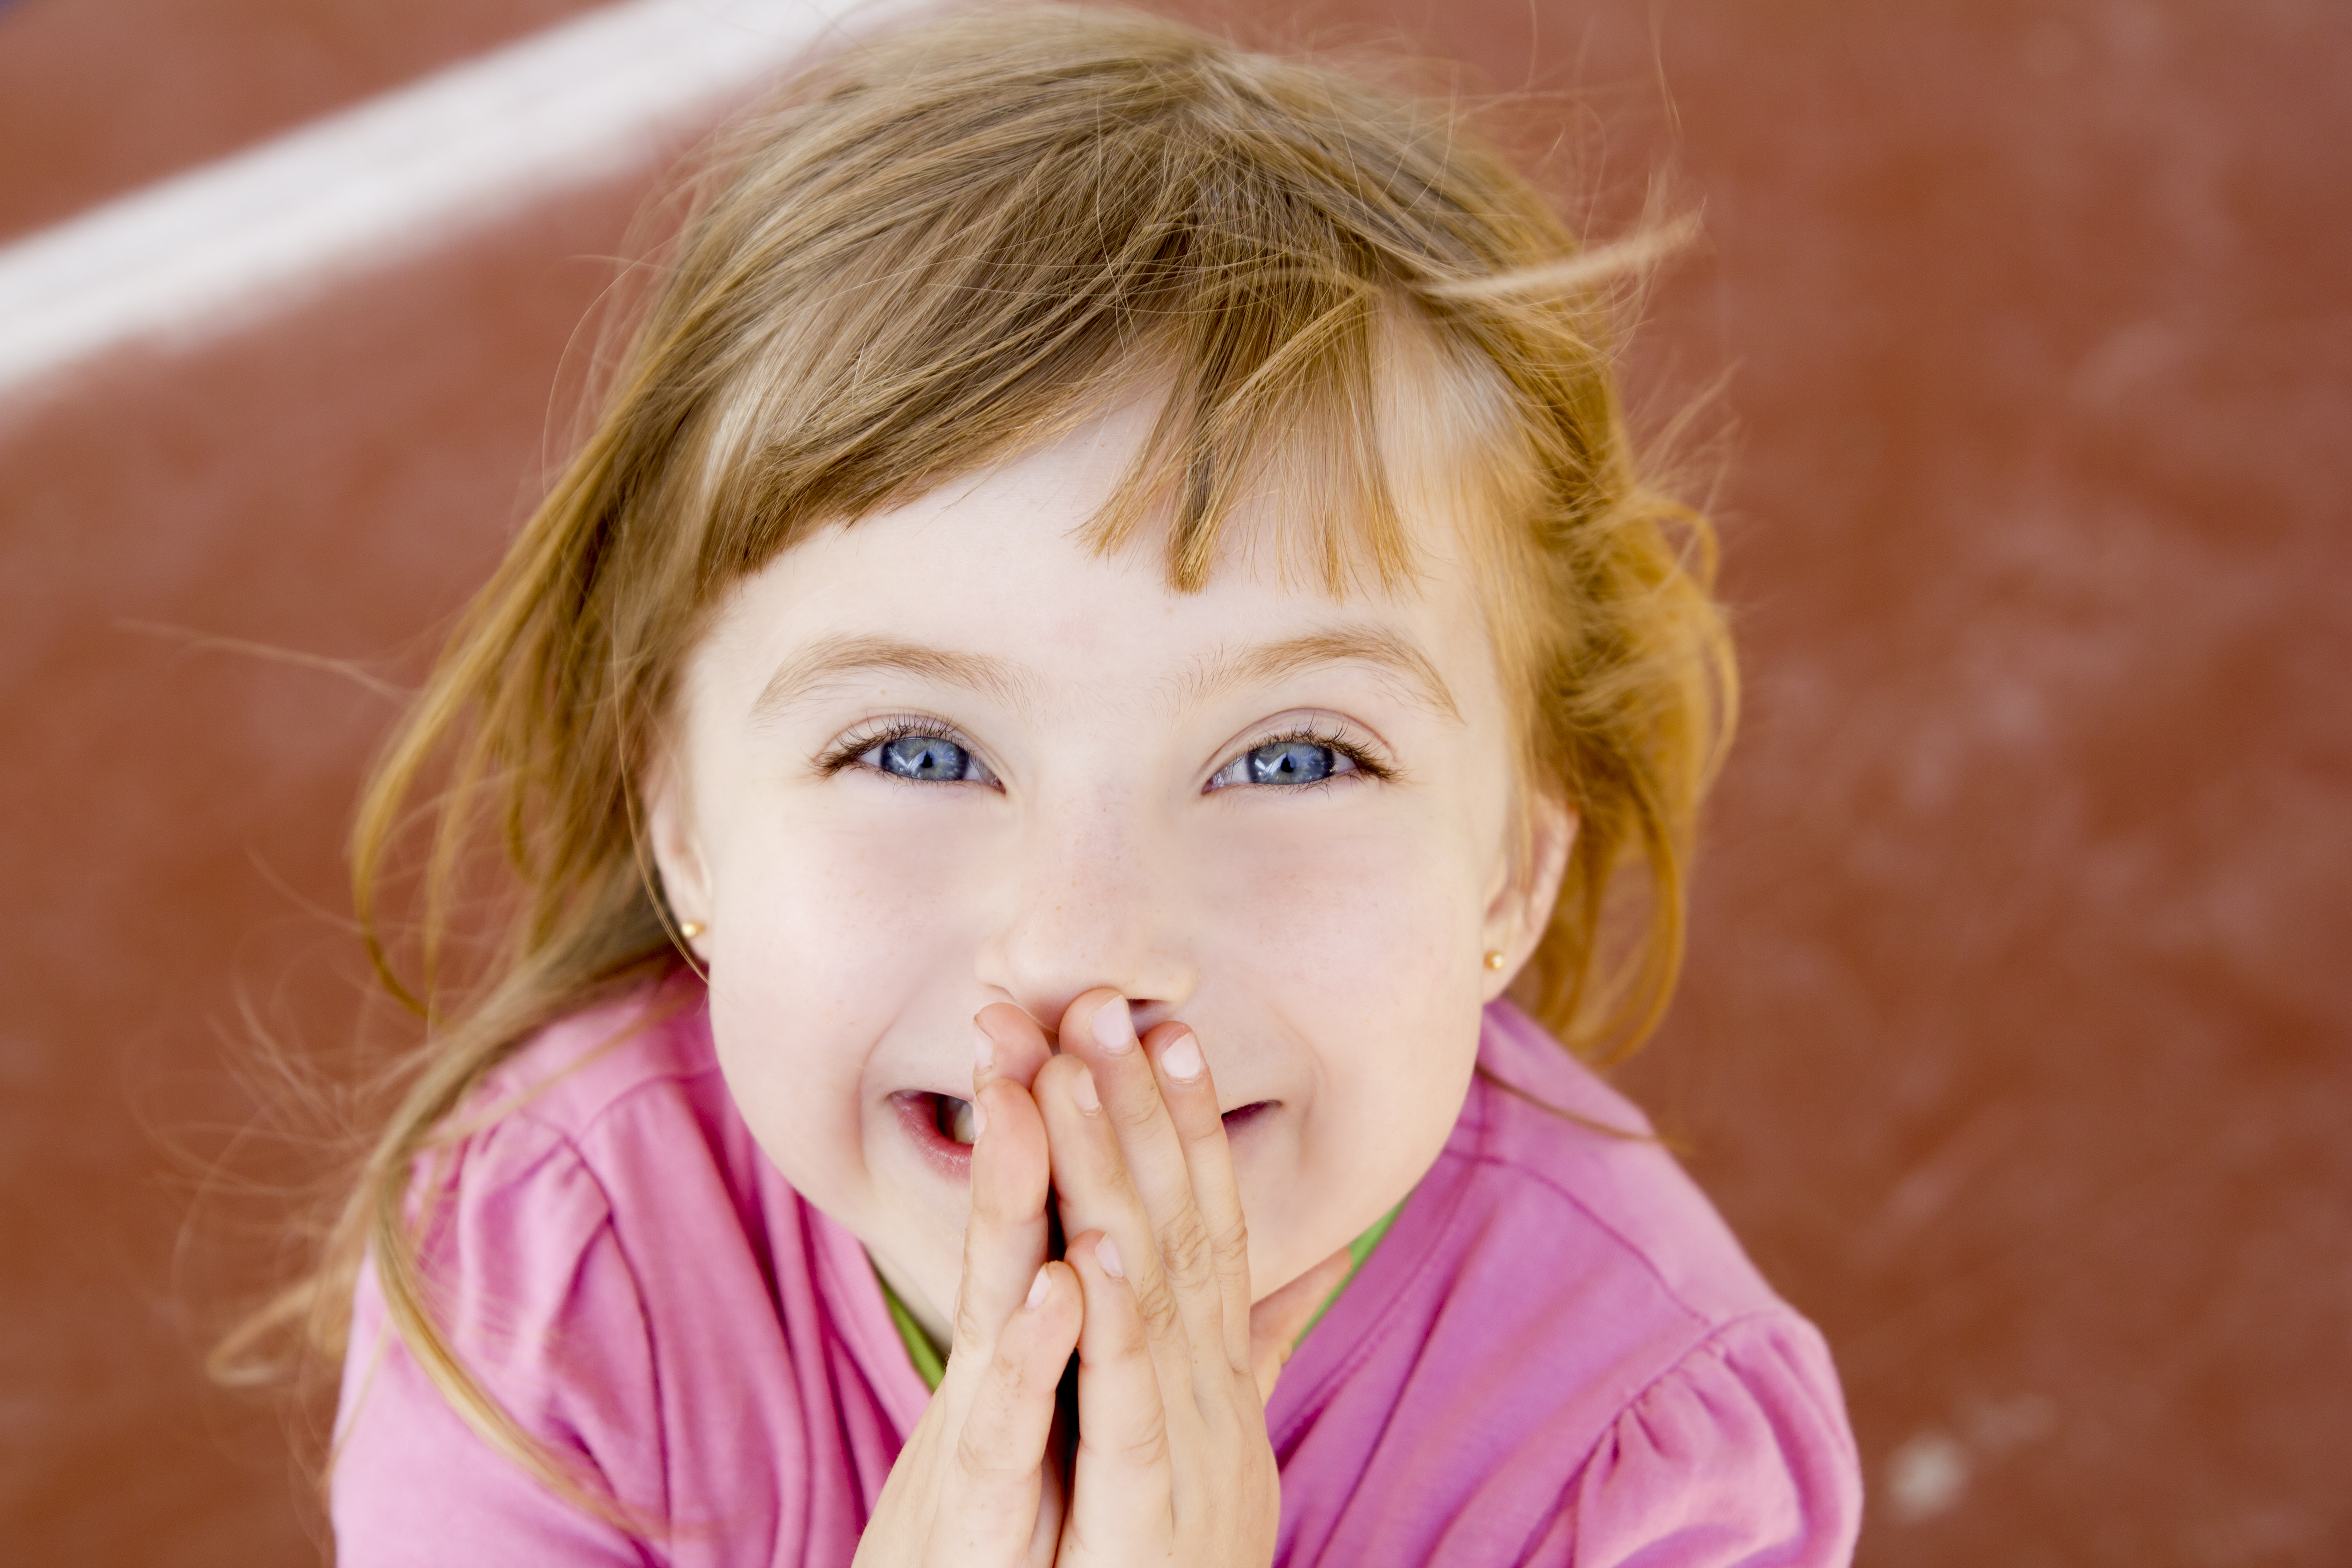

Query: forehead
[698,383,1504,712]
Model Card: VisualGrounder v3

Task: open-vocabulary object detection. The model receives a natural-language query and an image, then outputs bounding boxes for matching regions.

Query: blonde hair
[235,2,1733,1518]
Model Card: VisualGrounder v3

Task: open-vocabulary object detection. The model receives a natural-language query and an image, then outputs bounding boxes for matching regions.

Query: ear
[640,738,712,958]
[1480,790,1576,1001]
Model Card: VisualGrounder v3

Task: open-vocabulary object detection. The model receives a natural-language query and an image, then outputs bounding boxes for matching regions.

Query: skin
[646,390,1573,1563]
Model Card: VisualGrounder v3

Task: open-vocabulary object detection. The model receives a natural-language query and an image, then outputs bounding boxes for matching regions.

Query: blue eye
[1249,740,1340,784]
[861,732,989,783]
[1210,736,1363,789]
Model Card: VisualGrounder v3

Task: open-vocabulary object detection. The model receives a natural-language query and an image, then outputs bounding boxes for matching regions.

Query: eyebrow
[750,635,1037,723]
[1184,627,1463,725]
[750,625,1461,730]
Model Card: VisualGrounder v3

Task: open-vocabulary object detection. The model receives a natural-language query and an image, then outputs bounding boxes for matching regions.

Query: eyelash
[1218,719,1395,789]
[813,715,1395,787]
[814,714,991,781]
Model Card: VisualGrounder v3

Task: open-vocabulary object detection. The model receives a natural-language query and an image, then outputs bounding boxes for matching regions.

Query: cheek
[723,810,980,1002]
[700,802,985,1191]
[1205,802,1494,1287]
[1206,804,1485,1026]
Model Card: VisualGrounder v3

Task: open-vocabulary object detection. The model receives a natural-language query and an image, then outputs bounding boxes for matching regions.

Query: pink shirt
[333,983,1861,1565]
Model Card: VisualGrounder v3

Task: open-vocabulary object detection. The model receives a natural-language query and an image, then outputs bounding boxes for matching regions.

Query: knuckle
[988,1340,1038,1396]
[1157,1210,1214,1290]
[1180,1101,1230,1144]
[1208,1211,1250,1268]
[1135,1274,1184,1340]
[951,1289,991,1352]
[1107,1085,1162,1137]
[1109,1413,1171,1471]
[1121,1315,1155,1365]
[952,1422,1020,1482]
[1077,1400,1170,1473]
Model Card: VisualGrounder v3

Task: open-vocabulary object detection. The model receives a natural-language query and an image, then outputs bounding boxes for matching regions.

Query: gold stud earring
[679,920,706,941]
[1483,949,1506,971]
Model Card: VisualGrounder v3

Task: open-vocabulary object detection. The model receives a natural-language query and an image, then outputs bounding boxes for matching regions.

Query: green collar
[880,1274,949,1390]
[878,1200,1407,1394]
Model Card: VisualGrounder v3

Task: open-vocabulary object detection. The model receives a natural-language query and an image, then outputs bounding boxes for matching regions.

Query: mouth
[893,1089,1275,1167]
[892,1091,977,1175]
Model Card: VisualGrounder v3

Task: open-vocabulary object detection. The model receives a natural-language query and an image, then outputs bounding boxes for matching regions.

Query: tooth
[946,1097,976,1146]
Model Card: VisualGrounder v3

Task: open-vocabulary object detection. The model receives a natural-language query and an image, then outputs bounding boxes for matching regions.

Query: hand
[1028,990,1354,1568]
[853,1021,1081,1568]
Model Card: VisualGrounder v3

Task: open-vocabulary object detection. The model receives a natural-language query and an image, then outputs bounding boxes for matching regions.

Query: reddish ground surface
[3,1,2347,1563]
[0,0,612,241]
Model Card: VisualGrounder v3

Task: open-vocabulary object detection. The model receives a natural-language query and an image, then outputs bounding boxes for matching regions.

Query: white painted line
[0,0,916,399]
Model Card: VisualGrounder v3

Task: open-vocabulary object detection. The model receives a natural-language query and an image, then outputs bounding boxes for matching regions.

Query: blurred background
[2,0,2346,1562]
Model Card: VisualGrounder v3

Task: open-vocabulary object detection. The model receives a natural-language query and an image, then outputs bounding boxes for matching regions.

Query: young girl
[304,7,1861,1563]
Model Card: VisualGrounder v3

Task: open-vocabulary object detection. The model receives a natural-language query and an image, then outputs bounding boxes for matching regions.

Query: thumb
[1247,1245,1356,1403]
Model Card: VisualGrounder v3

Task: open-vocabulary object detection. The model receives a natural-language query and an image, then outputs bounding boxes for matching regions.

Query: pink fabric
[332,983,1862,1565]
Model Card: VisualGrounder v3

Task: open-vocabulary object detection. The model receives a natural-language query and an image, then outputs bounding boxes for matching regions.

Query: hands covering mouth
[855,990,1350,1568]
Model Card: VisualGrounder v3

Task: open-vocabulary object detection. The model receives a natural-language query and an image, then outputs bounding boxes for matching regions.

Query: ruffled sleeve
[330,1110,665,1566]
[1560,1313,1862,1567]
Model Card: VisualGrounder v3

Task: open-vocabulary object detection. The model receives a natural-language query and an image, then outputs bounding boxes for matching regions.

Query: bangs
[652,15,1530,604]
[1087,273,1429,598]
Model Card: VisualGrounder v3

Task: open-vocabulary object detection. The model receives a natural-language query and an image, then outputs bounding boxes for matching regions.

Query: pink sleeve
[330,1118,667,1565]
[1559,1316,1862,1568]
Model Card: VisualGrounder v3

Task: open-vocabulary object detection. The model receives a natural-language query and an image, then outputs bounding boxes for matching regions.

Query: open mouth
[897,1090,1273,1157]
[934,1092,979,1146]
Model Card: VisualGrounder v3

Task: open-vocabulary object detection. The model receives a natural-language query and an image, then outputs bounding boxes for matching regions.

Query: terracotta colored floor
[2,1,2346,1563]
[0,0,613,240]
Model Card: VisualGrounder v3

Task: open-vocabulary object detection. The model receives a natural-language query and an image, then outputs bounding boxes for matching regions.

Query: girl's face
[648,396,1569,1336]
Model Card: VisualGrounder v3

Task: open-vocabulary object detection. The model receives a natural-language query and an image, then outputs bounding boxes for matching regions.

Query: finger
[1034,1052,1195,1395]
[950,1063,1054,1365]
[1028,1418,1068,1568]
[949,1005,1061,1354]
[1142,1020,1253,1375]
[1053,992,1229,1371]
[937,1260,1084,1561]
[975,1002,1055,1090]
[1247,1246,1355,1403]
[1063,1230,1174,1553]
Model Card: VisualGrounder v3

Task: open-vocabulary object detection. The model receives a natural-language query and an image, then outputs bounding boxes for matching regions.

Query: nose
[971,786,1198,1036]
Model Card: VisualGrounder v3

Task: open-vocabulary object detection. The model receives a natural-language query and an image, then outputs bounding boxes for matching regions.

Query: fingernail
[1094,1235,1124,1279]
[1090,995,1136,1055]
[972,1019,995,1074]
[1025,1266,1051,1310]
[1069,1065,1099,1113]
[1160,1031,1204,1082]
